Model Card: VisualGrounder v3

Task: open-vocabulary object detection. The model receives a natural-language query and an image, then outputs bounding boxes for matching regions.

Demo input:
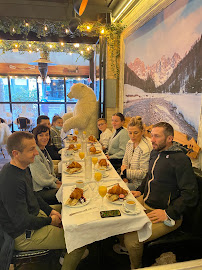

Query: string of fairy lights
[0,40,95,60]
[0,18,125,75]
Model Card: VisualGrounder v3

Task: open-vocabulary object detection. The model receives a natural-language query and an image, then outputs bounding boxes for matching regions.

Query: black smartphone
[25,230,32,239]
[100,210,121,218]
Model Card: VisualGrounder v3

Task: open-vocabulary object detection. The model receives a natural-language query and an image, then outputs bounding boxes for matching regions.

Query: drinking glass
[79,151,85,160]
[98,185,107,208]
[92,157,98,171]
[76,143,81,150]
[94,172,102,183]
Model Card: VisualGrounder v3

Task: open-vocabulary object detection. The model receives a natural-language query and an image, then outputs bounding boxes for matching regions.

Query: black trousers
[110,158,122,173]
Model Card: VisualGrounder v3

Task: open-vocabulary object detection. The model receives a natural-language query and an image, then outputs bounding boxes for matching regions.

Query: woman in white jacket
[29,125,61,204]
[121,116,152,190]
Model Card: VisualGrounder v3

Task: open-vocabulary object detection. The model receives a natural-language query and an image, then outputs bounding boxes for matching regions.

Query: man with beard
[123,122,198,269]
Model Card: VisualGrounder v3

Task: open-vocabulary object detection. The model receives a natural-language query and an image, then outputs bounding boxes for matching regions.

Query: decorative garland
[0,18,125,77]
[0,40,94,60]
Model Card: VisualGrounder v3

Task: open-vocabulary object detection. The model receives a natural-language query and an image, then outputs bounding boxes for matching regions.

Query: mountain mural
[128,53,181,87]
[125,35,202,94]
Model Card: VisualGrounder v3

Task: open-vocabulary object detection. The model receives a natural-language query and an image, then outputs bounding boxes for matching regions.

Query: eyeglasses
[97,123,105,127]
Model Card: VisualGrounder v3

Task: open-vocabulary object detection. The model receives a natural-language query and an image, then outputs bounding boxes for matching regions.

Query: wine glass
[92,157,98,171]
[79,151,85,160]
[98,185,107,209]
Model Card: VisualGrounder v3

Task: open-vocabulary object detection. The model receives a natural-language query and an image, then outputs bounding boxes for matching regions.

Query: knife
[69,207,98,216]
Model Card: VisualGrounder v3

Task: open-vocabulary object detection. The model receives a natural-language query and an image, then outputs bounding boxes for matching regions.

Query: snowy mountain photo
[123,0,202,141]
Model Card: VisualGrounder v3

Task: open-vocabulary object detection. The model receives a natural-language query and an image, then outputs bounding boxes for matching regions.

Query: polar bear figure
[63,83,98,136]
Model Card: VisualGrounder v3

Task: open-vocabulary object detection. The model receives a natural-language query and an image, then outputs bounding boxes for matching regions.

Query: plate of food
[106,184,129,205]
[65,161,82,174]
[88,135,97,143]
[89,146,102,155]
[66,135,78,143]
[67,144,78,151]
[95,159,112,171]
[64,188,90,207]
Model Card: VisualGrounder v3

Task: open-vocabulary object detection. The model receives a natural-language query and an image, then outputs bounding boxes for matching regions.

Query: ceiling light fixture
[73,0,88,16]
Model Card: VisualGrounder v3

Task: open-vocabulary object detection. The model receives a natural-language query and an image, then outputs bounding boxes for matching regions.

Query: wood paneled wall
[0,63,90,76]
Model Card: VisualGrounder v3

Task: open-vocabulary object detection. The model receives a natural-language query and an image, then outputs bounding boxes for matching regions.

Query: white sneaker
[113,244,129,255]
[59,249,89,265]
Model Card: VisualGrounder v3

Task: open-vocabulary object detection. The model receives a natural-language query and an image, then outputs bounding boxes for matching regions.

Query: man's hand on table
[131,191,141,197]
[147,209,167,223]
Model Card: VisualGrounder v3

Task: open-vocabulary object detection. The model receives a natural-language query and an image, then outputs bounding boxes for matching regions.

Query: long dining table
[57,139,152,253]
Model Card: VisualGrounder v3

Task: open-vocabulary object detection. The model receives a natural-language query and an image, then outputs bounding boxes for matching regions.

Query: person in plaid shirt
[50,115,63,151]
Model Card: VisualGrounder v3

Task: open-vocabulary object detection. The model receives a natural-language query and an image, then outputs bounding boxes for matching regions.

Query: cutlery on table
[69,207,98,216]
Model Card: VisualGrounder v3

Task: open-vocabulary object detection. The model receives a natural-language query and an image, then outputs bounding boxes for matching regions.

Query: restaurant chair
[11,249,53,270]
[16,117,31,131]
[142,167,202,267]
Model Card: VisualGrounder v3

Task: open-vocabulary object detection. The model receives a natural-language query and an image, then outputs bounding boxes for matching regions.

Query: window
[0,76,98,132]
[0,77,9,102]
[10,77,38,102]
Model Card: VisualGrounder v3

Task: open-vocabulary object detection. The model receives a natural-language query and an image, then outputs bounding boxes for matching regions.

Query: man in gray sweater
[0,131,85,270]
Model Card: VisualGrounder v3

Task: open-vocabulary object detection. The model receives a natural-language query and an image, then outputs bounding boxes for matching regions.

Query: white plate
[90,152,102,156]
[106,193,128,205]
[102,172,110,178]
[64,168,83,175]
[65,152,74,157]
[120,204,140,215]
[95,163,112,171]
[65,198,90,208]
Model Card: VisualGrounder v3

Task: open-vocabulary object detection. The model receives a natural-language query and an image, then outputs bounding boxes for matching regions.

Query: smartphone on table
[100,210,121,218]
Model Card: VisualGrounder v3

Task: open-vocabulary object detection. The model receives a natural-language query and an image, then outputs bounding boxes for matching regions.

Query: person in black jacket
[123,122,198,269]
[0,131,85,270]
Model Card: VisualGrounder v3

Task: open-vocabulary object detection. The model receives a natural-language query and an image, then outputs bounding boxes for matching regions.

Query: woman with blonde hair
[121,116,152,190]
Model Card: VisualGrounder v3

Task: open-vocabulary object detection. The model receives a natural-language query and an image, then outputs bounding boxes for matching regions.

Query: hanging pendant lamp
[73,0,88,16]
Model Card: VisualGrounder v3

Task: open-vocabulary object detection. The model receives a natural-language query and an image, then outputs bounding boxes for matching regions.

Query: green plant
[0,18,125,77]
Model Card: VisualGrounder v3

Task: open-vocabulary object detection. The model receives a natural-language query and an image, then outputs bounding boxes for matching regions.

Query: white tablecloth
[58,147,152,253]
[57,179,151,253]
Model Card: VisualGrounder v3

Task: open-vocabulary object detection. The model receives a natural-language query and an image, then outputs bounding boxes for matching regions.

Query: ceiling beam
[0,31,99,44]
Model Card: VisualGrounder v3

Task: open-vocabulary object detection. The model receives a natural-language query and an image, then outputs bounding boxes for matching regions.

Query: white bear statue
[63,83,98,136]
